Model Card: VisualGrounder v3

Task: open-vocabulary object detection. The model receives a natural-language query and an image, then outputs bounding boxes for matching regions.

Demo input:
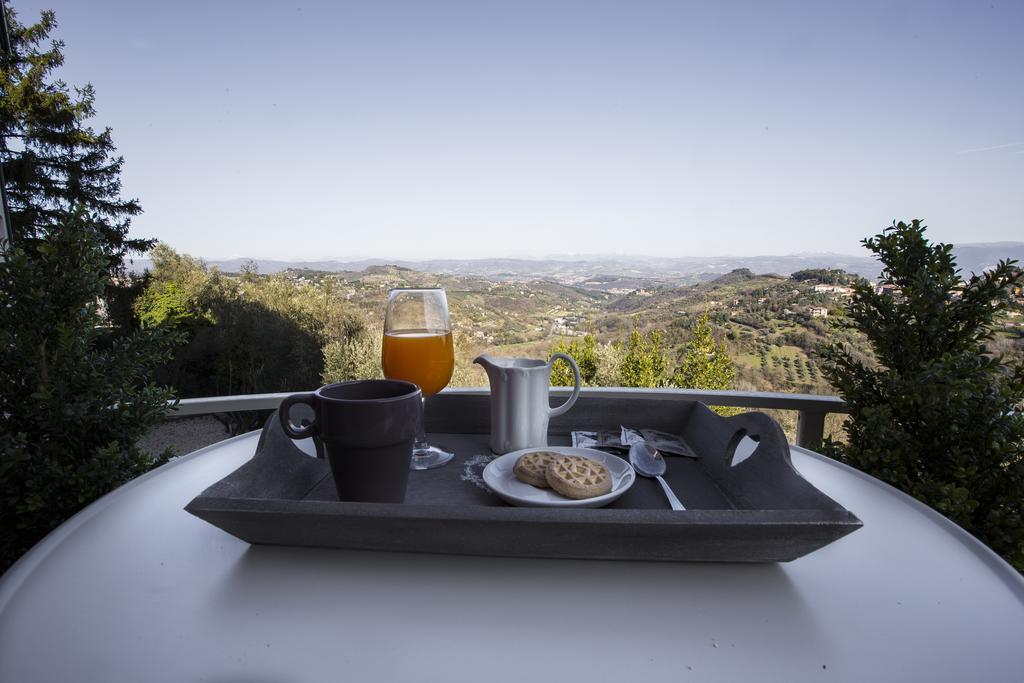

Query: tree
[671,312,736,391]
[549,332,599,386]
[790,268,850,285]
[134,244,219,329]
[594,341,625,387]
[1,8,146,268]
[137,248,331,400]
[322,323,384,383]
[823,220,1024,571]
[618,318,669,388]
[0,211,177,572]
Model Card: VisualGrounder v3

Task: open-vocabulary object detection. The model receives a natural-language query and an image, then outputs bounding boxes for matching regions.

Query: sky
[9,0,1024,260]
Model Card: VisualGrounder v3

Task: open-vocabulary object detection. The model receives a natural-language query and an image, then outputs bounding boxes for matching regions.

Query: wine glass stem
[408,393,453,469]
[415,396,429,450]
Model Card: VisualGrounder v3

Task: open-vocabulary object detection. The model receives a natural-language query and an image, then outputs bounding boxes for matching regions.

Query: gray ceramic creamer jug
[473,353,581,454]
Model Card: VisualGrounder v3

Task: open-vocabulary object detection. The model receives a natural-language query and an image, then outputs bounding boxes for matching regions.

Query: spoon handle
[656,475,686,511]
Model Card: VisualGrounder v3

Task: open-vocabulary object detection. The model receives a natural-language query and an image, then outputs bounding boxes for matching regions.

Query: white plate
[482,446,635,508]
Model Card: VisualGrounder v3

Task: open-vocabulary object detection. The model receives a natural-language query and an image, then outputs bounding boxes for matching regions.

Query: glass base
[410,443,454,470]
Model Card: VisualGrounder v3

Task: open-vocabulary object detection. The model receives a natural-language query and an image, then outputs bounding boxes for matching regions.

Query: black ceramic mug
[278,380,422,503]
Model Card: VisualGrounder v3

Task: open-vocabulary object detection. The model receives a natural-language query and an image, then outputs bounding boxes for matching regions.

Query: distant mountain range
[128,242,1024,285]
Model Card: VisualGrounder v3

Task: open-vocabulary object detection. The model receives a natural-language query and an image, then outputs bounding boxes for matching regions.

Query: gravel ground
[137,416,235,458]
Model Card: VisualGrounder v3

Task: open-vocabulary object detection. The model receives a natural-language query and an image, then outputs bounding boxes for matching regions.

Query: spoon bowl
[629,442,686,511]
[629,442,665,477]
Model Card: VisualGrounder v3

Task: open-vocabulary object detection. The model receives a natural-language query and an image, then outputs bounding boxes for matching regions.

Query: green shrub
[549,332,599,386]
[618,319,669,387]
[0,212,177,573]
[322,323,384,383]
[823,220,1024,571]
[672,312,736,391]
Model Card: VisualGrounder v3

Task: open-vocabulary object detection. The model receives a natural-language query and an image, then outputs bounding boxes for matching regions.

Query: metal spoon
[629,442,686,511]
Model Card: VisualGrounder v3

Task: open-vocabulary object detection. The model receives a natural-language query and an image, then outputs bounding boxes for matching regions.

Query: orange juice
[382,330,455,396]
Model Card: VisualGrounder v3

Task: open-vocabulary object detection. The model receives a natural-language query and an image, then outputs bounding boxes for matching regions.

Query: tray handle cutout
[728,431,760,467]
[720,411,792,471]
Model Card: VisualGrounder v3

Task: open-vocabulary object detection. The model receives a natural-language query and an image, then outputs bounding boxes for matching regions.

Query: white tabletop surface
[1,431,1022,683]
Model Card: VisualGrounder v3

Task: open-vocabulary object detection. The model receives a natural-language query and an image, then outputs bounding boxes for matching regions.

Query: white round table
[1,432,1022,682]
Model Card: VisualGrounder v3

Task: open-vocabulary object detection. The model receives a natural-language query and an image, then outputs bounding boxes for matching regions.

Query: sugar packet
[571,427,698,459]
[571,430,626,451]
[633,427,698,459]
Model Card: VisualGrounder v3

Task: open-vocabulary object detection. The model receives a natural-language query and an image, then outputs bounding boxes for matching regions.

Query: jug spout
[473,354,497,369]
[473,354,548,377]
[473,354,501,383]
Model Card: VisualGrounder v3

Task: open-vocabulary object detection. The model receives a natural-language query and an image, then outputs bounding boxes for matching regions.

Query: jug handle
[548,352,581,417]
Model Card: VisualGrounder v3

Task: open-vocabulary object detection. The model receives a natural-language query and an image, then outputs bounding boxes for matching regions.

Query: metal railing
[171,387,848,450]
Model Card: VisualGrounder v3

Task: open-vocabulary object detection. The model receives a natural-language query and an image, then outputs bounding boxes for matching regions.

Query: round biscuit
[545,455,613,500]
[512,450,561,488]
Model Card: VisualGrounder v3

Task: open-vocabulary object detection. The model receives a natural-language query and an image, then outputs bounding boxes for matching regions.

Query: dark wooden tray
[186,394,861,562]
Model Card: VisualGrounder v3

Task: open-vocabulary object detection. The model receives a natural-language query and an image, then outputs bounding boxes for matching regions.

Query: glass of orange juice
[382,288,455,469]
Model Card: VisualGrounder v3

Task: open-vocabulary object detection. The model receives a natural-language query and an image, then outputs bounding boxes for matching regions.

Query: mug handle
[548,352,581,418]
[278,392,318,439]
